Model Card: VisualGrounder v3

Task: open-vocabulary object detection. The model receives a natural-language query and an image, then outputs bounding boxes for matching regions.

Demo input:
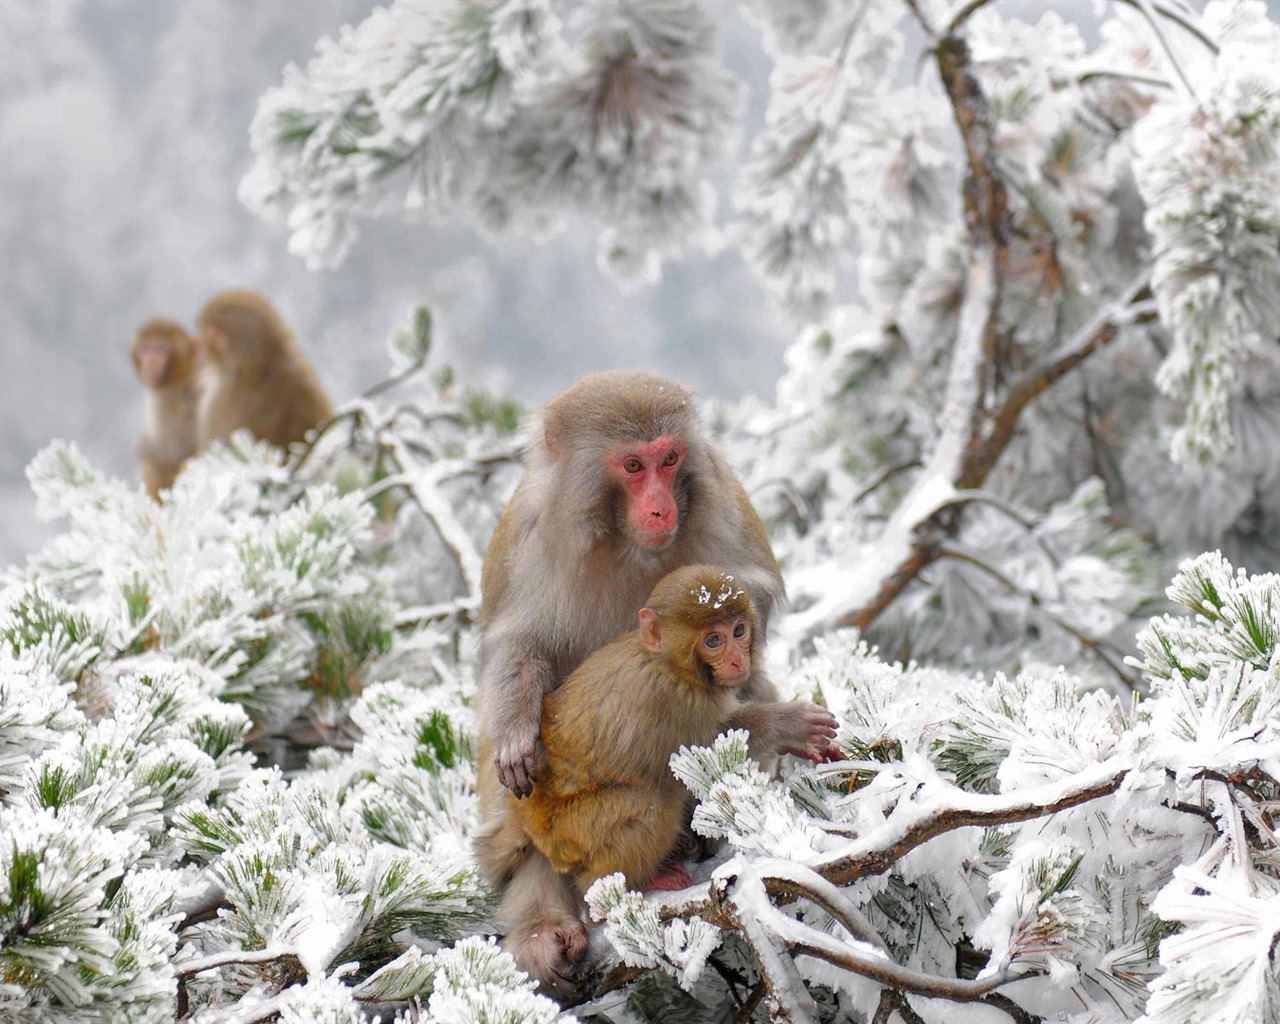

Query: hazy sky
[0,0,790,564]
[1,0,1238,566]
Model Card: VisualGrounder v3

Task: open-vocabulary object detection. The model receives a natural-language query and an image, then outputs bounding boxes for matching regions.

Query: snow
[10,0,1280,1021]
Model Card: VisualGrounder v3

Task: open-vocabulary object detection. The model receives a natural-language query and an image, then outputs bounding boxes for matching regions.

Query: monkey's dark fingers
[803,707,840,735]
[807,743,845,764]
[496,757,537,798]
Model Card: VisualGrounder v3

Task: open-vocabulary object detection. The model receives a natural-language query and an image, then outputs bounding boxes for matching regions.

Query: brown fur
[131,318,200,499]
[476,370,784,804]
[474,566,837,996]
[195,289,333,451]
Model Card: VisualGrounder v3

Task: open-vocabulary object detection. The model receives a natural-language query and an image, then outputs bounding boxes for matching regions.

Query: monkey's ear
[204,325,226,360]
[638,608,662,653]
[542,415,563,461]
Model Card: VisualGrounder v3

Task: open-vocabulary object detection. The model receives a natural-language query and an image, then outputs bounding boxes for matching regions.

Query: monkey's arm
[724,700,838,763]
[479,637,554,798]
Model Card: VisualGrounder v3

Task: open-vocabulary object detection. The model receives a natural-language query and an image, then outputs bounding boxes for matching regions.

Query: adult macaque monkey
[131,318,200,499]
[195,289,333,452]
[476,565,837,995]
[477,369,785,801]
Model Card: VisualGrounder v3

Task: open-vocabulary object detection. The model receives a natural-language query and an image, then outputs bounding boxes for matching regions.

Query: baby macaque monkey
[475,565,838,997]
[131,317,200,499]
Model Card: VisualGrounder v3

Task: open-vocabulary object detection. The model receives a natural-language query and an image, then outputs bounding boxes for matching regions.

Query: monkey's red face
[134,334,176,387]
[699,615,752,686]
[609,436,687,549]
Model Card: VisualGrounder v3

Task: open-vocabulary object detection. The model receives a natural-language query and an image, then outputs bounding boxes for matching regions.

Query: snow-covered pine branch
[580,564,1280,1019]
[243,0,1280,677]
[241,0,739,285]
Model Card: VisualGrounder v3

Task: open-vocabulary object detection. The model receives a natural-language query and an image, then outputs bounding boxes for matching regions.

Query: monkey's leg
[473,801,531,890]
[575,791,685,892]
[500,850,588,998]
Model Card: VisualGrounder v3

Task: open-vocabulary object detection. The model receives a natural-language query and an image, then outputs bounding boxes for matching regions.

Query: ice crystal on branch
[1140,867,1280,1024]
[0,325,520,1021]
[243,0,739,285]
[1134,14,1280,467]
[586,874,722,988]
[732,5,915,316]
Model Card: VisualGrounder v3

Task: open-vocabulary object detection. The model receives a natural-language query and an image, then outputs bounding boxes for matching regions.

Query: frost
[586,874,722,988]
[690,572,744,609]
[12,0,1280,1019]
[242,0,740,285]
[424,937,577,1023]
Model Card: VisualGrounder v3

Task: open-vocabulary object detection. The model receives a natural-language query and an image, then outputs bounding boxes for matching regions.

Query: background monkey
[477,370,786,802]
[131,317,200,499]
[195,289,333,452]
[476,565,838,997]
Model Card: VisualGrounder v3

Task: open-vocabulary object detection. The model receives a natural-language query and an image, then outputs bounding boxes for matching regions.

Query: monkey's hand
[776,702,840,764]
[494,724,542,798]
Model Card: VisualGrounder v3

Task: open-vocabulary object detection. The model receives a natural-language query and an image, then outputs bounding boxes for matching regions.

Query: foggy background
[1,0,1243,567]
[0,0,786,564]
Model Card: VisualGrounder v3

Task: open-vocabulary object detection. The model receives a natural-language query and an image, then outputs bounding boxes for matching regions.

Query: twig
[753,477,818,526]
[377,441,486,597]
[290,406,365,476]
[199,991,293,1024]
[757,860,889,953]
[945,0,994,33]
[850,459,923,508]
[935,544,1138,689]
[736,870,1039,1004]
[903,0,938,40]
[175,887,227,932]
[362,356,429,401]
[733,980,767,1024]
[931,488,1059,564]
[704,954,749,1007]
[735,893,823,1024]
[817,763,1128,885]
[1116,0,1220,56]
[966,279,1155,491]
[1077,68,1174,91]
[1128,0,1198,99]
[834,2,871,65]
[874,989,928,1024]
[982,991,1043,1023]
[393,598,476,628]
[175,947,301,979]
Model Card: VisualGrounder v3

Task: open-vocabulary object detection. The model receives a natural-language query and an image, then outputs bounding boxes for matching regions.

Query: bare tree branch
[175,947,301,979]
[735,869,1039,1004]
[945,0,994,34]
[937,544,1138,689]
[816,764,1128,886]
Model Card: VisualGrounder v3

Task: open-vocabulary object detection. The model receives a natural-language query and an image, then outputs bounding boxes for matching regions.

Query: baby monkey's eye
[733,622,747,638]
[705,633,722,649]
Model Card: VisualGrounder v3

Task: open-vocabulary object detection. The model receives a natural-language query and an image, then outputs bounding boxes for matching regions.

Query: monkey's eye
[662,449,679,467]
[623,457,643,474]
[733,622,747,638]
[704,633,722,649]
